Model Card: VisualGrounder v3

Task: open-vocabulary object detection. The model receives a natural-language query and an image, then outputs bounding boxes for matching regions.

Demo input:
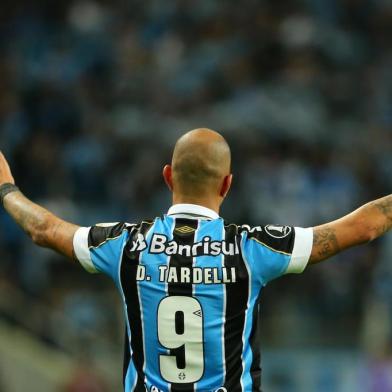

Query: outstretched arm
[310,195,392,264]
[0,152,79,260]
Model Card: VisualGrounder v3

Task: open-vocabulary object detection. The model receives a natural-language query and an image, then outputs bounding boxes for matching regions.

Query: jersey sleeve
[73,222,130,282]
[241,225,313,285]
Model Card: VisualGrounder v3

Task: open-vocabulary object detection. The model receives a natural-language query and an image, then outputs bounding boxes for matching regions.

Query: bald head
[169,128,231,199]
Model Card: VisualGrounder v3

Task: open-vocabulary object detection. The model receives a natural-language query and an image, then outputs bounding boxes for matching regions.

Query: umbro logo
[130,233,147,252]
[175,226,195,234]
[193,309,202,317]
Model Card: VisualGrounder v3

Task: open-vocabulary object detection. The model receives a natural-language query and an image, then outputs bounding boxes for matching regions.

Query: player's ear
[163,165,174,192]
[220,174,232,198]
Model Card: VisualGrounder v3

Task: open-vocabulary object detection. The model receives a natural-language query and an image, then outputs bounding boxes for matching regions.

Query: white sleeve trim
[286,227,313,274]
[73,227,98,274]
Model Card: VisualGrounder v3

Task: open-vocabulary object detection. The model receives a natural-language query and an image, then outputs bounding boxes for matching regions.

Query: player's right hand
[0,152,15,186]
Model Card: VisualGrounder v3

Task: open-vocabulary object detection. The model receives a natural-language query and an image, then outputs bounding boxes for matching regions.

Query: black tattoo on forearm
[2,191,78,259]
[373,196,392,221]
[3,191,51,242]
[310,195,391,264]
[312,226,340,260]
[369,195,392,237]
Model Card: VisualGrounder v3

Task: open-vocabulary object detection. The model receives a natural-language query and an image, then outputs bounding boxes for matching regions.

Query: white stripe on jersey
[286,227,313,274]
[73,227,98,273]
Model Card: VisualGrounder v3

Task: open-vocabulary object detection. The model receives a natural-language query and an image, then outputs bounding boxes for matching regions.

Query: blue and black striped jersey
[73,204,313,392]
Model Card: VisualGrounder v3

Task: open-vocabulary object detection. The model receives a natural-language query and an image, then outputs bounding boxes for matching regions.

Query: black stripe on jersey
[168,218,198,296]
[223,223,249,391]
[249,290,263,391]
[88,222,127,248]
[123,329,131,389]
[120,220,154,392]
[168,218,198,392]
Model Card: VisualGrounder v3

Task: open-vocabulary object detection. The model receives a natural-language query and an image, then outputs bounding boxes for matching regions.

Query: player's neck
[172,195,221,215]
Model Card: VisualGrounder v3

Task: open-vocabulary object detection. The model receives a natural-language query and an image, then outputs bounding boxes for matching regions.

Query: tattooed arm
[3,192,79,259]
[0,152,78,260]
[310,195,392,264]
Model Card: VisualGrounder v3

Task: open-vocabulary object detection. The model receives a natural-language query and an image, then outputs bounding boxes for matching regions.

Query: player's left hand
[0,152,15,186]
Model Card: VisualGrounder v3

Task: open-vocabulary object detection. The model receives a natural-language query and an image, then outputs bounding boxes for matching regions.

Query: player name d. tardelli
[135,265,237,284]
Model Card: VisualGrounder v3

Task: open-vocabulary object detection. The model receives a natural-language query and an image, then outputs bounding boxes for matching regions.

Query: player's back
[124,214,252,392]
[73,204,313,392]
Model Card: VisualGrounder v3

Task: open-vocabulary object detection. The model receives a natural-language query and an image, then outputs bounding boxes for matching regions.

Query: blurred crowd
[0,0,391,382]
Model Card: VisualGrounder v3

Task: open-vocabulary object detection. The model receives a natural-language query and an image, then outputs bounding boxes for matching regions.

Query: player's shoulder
[89,219,155,248]
[236,223,295,255]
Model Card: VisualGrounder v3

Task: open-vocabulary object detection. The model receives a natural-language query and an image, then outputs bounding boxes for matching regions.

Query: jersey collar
[167,203,220,220]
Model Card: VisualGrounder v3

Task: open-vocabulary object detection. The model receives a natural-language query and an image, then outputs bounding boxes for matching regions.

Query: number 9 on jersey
[157,296,204,383]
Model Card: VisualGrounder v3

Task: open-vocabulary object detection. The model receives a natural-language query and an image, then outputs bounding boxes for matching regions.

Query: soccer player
[0,129,391,392]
